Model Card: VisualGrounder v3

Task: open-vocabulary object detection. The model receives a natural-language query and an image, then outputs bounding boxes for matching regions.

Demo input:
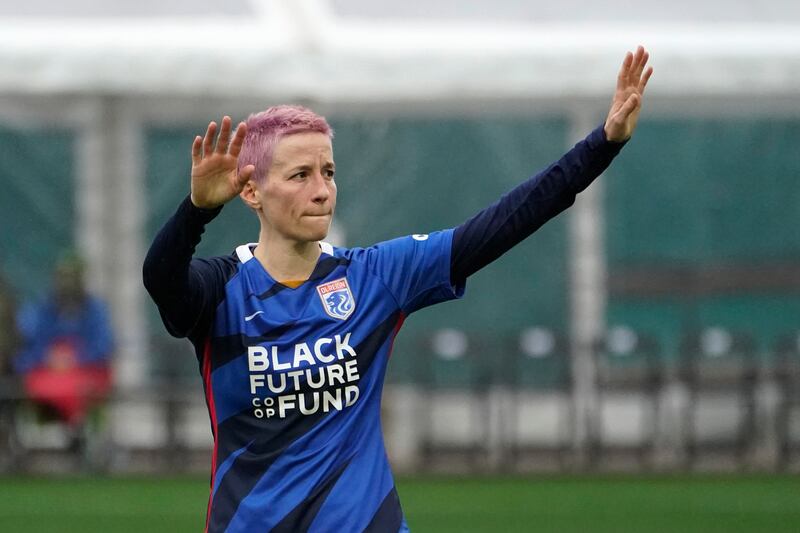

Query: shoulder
[18,299,47,322]
[192,249,245,283]
[85,296,110,313]
[332,231,453,283]
[16,297,56,334]
[340,230,453,260]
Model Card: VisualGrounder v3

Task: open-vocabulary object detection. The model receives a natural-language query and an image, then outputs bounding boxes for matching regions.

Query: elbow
[142,251,165,296]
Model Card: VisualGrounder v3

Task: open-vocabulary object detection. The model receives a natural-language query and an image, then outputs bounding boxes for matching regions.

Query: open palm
[604,46,653,142]
[190,116,255,209]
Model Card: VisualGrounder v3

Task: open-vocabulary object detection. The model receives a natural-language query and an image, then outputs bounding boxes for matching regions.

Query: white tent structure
[2,0,800,101]
[1,0,798,468]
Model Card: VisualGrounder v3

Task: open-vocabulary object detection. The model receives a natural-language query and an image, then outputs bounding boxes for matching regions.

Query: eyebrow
[285,161,335,172]
[287,164,312,173]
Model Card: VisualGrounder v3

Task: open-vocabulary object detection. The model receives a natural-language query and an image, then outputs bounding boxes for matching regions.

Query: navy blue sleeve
[450,124,625,281]
[142,195,238,342]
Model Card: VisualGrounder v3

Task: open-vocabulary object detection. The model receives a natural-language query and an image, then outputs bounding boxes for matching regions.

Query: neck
[254,231,321,283]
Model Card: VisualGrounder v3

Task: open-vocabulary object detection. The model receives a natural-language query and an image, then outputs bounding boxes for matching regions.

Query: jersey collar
[235,242,334,264]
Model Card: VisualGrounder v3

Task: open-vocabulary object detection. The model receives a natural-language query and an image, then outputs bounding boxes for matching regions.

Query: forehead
[271,131,333,167]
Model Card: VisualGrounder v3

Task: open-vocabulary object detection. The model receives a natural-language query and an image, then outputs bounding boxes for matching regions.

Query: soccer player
[144,47,652,532]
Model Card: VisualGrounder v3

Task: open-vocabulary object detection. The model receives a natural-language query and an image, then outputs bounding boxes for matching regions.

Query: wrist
[603,123,630,144]
[184,194,223,219]
[190,193,223,211]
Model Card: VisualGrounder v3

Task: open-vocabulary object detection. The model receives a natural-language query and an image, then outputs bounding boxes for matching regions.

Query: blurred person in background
[145,47,652,532]
[14,253,114,447]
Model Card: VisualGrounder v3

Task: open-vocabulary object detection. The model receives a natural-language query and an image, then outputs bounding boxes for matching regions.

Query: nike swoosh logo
[244,311,264,322]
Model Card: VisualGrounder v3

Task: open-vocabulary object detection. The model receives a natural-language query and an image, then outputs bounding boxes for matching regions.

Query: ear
[239,180,261,210]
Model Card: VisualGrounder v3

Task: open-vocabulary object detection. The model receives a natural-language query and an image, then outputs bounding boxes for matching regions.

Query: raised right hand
[190,116,256,209]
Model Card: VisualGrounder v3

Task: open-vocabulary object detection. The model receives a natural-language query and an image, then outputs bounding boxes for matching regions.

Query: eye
[325,169,336,179]
[290,171,307,180]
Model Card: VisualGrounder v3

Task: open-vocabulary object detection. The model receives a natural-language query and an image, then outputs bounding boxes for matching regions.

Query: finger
[203,121,217,157]
[617,51,633,91]
[238,164,256,185]
[228,122,248,158]
[191,135,202,166]
[639,66,654,94]
[615,93,640,121]
[216,116,232,154]
[633,49,649,82]
[629,46,645,85]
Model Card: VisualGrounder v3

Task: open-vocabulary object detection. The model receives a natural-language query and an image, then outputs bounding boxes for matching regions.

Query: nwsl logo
[316,277,355,320]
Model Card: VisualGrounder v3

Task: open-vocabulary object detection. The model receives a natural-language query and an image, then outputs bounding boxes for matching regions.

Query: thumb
[238,164,256,186]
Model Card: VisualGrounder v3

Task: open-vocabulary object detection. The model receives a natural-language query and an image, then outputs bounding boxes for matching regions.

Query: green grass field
[1,475,798,532]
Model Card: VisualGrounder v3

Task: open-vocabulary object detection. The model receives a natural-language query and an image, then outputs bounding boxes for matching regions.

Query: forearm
[450,125,625,281]
[142,195,222,337]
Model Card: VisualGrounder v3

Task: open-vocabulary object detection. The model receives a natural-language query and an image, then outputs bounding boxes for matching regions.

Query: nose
[310,171,331,204]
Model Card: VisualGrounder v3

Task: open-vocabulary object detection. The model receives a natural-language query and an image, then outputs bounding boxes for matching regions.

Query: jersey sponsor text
[246,332,360,419]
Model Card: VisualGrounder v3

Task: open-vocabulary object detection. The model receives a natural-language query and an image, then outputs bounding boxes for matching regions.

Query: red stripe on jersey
[386,312,406,358]
[202,337,218,533]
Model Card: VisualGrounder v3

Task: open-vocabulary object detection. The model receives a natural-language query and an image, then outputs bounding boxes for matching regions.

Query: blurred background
[0,0,799,531]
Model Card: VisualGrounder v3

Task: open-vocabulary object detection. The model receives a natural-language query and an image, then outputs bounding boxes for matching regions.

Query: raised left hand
[604,46,653,142]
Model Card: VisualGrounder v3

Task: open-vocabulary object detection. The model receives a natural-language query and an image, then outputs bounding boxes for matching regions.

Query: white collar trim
[237,241,333,263]
[235,243,256,263]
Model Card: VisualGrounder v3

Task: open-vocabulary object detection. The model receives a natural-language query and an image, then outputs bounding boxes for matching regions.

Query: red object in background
[24,340,112,427]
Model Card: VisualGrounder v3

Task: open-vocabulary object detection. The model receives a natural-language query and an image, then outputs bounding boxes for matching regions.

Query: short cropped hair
[238,105,334,183]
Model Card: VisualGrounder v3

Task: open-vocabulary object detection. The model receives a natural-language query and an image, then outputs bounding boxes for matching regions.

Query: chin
[287,218,331,243]
[302,226,330,243]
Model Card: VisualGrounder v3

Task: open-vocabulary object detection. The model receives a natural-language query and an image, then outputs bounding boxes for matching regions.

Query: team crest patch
[316,277,356,320]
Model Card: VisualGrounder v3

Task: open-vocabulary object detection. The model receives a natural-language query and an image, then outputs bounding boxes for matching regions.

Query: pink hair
[238,105,333,183]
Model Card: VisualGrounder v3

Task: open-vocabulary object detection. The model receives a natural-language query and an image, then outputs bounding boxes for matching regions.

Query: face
[249,131,337,244]
[54,262,85,310]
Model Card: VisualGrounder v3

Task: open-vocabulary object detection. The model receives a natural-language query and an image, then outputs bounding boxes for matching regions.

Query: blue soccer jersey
[197,232,464,532]
[144,124,625,533]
